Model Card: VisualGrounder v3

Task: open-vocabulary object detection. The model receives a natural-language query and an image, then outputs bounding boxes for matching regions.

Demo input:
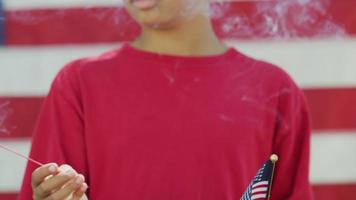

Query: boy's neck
[131,15,228,56]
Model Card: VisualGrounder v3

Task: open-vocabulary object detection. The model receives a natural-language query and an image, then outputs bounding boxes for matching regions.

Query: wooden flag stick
[267,154,278,200]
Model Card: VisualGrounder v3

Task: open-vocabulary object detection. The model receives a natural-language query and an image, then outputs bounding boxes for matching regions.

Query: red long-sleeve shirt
[19,43,313,199]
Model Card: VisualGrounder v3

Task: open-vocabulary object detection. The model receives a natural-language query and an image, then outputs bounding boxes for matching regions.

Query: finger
[58,164,78,174]
[34,166,77,198]
[72,181,88,200]
[45,175,84,200]
[80,193,89,200]
[32,163,59,188]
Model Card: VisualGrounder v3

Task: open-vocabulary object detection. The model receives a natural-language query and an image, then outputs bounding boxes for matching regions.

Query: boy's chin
[140,21,175,30]
[137,16,179,30]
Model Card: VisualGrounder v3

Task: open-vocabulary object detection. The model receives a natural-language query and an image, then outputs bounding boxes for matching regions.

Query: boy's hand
[31,163,88,200]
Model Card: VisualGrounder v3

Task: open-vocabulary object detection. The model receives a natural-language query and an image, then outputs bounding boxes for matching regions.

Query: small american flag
[240,155,278,200]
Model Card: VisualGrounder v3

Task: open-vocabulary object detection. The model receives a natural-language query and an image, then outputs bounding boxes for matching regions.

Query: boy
[19,0,313,199]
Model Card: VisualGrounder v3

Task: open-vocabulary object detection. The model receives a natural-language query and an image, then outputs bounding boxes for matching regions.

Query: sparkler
[0,143,43,166]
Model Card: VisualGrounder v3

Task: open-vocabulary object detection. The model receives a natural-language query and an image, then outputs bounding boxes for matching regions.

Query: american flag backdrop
[0,0,356,199]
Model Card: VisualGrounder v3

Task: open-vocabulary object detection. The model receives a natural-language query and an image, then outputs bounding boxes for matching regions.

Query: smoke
[0,101,12,135]
[5,0,346,41]
[211,0,345,39]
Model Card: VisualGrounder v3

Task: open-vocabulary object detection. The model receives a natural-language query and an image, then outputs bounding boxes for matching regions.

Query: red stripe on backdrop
[0,193,18,200]
[5,0,356,45]
[0,97,43,138]
[304,88,356,131]
[5,7,140,45]
[313,184,356,200]
[0,88,355,138]
[1,184,355,200]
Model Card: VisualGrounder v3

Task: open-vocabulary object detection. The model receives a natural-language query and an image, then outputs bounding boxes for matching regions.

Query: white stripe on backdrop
[311,132,356,184]
[3,0,124,10]
[0,139,31,193]
[1,133,356,192]
[0,39,356,96]
[3,0,266,10]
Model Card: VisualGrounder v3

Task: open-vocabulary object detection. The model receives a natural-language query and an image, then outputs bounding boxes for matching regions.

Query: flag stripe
[1,39,356,97]
[251,193,267,199]
[0,44,118,96]
[4,0,356,45]
[313,184,356,200]
[0,194,18,200]
[5,7,139,45]
[304,88,356,131]
[311,132,356,184]
[1,134,356,192]
[1,90,356,139]
[2,0,276,10]
[251,187,268,193]
[0,97,43,138]
[252,181,269,188]
[232,40,356,89]
[3,0,124,10]
[0,139,30,193]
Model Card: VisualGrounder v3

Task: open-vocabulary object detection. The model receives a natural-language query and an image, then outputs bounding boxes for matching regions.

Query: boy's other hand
[31,163,88,200]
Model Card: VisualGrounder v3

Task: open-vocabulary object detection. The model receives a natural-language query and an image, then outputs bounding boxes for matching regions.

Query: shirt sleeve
[271,76,314,199]
[18,62,88,199]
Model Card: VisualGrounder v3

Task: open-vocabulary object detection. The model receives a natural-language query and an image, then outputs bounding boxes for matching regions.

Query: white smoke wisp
[211,0,346,40]
[0,101,12,135]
